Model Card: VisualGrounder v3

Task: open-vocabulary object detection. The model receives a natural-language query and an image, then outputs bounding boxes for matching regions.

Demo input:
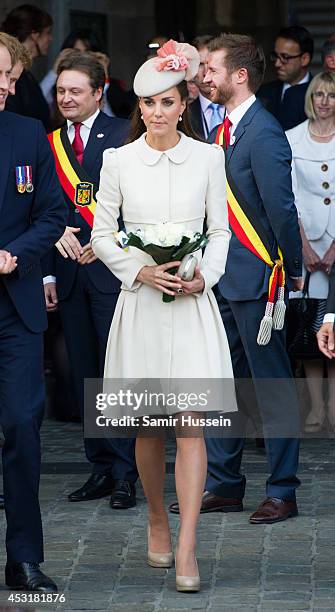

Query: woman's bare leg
[174,412,207,576]
[135,434,171,552]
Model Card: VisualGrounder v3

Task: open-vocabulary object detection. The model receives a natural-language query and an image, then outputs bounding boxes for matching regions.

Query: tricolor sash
[215,123,286,345]
[48,127,97,228]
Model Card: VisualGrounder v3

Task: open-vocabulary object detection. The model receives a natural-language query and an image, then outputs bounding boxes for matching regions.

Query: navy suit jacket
[257,74,312,131]
[0,111,66,332]
[188,97,206,140]
[44,111,128,300]
[209,99,302,301]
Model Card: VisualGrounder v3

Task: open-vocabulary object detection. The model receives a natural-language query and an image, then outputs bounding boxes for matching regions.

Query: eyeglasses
[270,51,303,64]
[312,91,335,101]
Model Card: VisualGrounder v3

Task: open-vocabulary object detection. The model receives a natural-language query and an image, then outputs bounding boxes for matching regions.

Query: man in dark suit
[43,51,137,509]
[0,34,66,591]
[170,33,303,523]
[188,35,225,139]
[257,26,313,130]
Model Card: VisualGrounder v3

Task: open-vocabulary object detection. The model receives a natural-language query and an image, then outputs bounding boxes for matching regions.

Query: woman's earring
[141,114,144,120]
[179,114,183,122]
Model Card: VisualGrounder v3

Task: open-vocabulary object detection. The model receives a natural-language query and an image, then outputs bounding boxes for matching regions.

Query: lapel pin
[97,133,104,138]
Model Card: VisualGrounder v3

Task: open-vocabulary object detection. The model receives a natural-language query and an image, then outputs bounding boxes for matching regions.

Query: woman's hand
[302,240,321,273]
[320,242,335,274]
[176,266,205,295]
[136,262,182,296]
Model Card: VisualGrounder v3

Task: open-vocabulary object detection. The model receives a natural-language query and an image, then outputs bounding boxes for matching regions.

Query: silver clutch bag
[177,254,197,281]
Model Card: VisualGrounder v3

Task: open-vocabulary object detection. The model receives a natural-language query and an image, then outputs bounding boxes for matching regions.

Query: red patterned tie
[223,116,232,149]
[72,122,84,164]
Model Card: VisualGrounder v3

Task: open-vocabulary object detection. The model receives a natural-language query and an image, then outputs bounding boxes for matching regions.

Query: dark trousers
[0,281,44,562]
[205,295,300,501]
[59,266,137,482]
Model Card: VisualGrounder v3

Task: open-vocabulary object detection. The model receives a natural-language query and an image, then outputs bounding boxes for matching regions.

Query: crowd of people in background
[1,0,335,594]
[0,4,334,464]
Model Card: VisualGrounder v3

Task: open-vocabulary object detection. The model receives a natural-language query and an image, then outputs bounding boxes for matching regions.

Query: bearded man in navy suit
[169,33,304,524]
[43,51,137,509]
[0,33,66,591]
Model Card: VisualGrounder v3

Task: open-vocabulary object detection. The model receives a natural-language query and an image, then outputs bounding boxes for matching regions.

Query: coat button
[324,197,331,205]
[74,209,80,213]
[322,181,330,189]
[321,163,328,171]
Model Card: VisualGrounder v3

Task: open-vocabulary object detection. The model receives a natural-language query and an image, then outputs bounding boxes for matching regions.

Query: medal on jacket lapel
[25,165,34,192]
[15,166,26,193]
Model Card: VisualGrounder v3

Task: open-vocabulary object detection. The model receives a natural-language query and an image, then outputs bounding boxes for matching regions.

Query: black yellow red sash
[48,127,97,228]
[215,123,286,345]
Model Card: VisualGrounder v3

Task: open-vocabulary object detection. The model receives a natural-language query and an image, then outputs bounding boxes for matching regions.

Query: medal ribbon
[15,166,25,189]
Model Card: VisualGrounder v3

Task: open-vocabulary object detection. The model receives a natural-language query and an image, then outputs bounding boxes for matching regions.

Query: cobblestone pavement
[0,421,334,611]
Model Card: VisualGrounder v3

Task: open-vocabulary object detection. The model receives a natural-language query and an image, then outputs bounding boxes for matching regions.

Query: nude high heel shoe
[176,557,200,592]
[147,526,173,568]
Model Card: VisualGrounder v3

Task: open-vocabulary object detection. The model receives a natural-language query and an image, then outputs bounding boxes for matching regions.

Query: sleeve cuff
[323,313,335,323]
[43,275,56,285]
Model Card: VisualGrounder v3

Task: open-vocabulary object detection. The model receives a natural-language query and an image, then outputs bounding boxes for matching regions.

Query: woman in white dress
[91,40,235,592]
[287,72,335,432]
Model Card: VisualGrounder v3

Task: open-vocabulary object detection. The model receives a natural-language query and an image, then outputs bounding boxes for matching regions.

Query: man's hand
[290,277,304,292]
[0,250,17,274]
[56,226,83,260]
[317,322,335,359]
[77,243,97,266]
[44,282,58,312]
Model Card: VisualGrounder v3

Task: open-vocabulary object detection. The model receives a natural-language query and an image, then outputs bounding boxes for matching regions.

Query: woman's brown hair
[126,80,202,143]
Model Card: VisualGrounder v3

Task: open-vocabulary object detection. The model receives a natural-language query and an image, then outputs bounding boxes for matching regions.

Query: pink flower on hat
[155,39,189,72]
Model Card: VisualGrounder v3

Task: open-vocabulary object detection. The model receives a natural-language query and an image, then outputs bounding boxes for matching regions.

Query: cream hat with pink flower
[133,39,200,97]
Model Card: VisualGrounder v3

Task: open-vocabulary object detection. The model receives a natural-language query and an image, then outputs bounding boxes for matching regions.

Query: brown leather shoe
[169,491,243,514]
[249,497,298,524]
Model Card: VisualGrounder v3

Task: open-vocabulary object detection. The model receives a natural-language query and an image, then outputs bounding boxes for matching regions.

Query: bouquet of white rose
[117,223,208,302]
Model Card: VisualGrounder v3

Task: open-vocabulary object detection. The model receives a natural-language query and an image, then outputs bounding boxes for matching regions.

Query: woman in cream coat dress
[91,40,235,592]
[286,71,335,432]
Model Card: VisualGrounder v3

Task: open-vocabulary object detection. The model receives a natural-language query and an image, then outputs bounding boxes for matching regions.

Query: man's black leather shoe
[0,494,4,509]
[68,473,115,502]
[5,562,58,592]
[110,480,136,509]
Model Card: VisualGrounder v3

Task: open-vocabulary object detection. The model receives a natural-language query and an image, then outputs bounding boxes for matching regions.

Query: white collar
[67,108,100,130]
[134,131,192,165]
[199,92,213,113]
[228,95,256,131]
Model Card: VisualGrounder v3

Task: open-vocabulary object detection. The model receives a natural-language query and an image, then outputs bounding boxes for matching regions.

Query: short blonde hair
[0,31,31,69]
[0,31,21,65]
[305,71,335,120]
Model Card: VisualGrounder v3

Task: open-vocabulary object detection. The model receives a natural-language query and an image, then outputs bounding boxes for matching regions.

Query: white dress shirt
[43,109,101,285]
[226,94,256,144]
[67,108,100,147]
[199,93,225,138]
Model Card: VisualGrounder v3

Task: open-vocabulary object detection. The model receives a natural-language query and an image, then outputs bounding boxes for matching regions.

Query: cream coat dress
[91,132,236,414]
